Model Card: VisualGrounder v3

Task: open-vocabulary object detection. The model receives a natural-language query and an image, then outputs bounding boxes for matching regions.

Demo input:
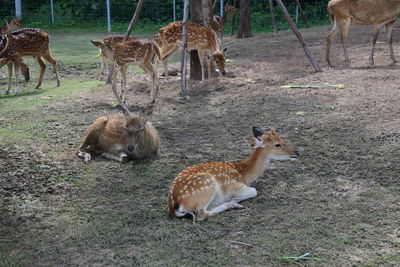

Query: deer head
[91,40,114,60]
[245,127,299,160]
[208,47,227,75]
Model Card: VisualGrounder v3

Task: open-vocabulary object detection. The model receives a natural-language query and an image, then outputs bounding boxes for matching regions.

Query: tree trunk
[237,0,252,38]
[190,0,213,80]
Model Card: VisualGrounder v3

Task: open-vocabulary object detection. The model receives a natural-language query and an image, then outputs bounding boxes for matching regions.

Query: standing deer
[0,28,60,94]
[0,18,29,82]
[91,38,160,102]
[167,127,299,222]
[326,0,400,66]
[76,84,160,163]
[211,5,240,42]
[156,21,227,80]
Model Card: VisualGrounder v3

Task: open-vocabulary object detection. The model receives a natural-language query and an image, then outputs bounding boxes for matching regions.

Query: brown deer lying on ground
[167,127,299,222]
[0,18,30,83]
[211,5,240,41]
[91,38,160,102]
[0,28,60,94]
[156,21,227,80]
[77,84,160,163]
[326,0,400,66]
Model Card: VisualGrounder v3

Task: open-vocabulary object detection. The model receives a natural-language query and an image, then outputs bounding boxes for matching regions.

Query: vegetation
[0,0,330,32]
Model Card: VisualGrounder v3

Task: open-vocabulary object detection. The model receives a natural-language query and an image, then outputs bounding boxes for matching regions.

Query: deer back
[112,38,156,65]
[159,21,221,52]
[1,29,50,58]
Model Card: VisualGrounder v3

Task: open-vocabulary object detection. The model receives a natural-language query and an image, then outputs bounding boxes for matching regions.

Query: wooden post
[124,0,145,41]
[268,0,278,37]
[294,0,309,28]
[181,0,189,98]
[274,0,321,72]
[229,0,238,36]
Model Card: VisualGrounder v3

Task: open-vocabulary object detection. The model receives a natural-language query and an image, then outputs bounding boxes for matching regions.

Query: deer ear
[245,137,265,148]
[140,100,155,121]
[252,127,265,139]
[269,128,277,136]
[91,40,103,47]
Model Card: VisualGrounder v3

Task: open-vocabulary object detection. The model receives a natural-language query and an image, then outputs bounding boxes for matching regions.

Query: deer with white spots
[167,127,299,222]
[0,28,60,94]
[0,18,30,84]
[76,83,160,163]
[91,38,161,102]
[156,21,227,80]
[210,5,240,42]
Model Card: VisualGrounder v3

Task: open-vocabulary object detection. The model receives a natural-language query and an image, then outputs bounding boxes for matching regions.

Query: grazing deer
[167,127,299,222]
[0,18,30,83]
[91,38,161,102]
[157,21,227,80]
[0,28,60,94]
[76,83,160,163]
[211,5,240,41]
[326,0,400,66]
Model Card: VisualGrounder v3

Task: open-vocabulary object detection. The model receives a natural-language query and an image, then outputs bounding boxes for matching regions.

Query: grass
[1,29,400,266]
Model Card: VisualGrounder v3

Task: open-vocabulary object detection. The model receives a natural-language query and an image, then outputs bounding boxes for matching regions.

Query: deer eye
[216,60,220,63]
[275,144,282,147]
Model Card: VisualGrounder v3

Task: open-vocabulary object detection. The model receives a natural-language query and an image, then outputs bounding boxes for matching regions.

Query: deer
[156,21,227,81]
[0,18,30,83]
[0,28,60,94]
[76,82,160,163]
[167,127,299,222]
[91,37,161,102]
[211,5,240,42]
[326,0,400,67]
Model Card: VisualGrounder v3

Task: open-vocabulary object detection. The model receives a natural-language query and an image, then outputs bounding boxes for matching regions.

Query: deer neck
[233,147,272,185]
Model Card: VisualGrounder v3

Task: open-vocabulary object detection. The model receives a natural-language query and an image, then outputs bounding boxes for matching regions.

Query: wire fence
[0,0,330,32]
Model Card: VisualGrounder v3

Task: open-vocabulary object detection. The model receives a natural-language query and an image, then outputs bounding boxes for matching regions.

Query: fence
[0,0,330,32]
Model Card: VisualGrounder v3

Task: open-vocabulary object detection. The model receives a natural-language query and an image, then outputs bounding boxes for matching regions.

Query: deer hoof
[228,202,244,209]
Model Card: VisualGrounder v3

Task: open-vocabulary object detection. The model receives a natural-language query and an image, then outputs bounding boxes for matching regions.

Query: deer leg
[326,17,339,67]
[385,21,397,65]
[0,67,4,79]
[141,62,159,102]
[33,56,46,89]
[369,26,380,65]
[119,64,127,104]
[5,62,13,94]
[101,152,129,162]
[338,17,351,66]
[160,45,178,78]
[13,61,20,94]
[230,186,257,203]
[42,53,60,87]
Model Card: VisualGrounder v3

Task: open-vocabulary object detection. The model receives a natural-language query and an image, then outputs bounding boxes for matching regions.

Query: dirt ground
[1,23,400,266]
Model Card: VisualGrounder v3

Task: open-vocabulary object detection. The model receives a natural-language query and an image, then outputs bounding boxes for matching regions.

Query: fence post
[181,0,189,99]
[220,0,224,16]
[15,0,22,18]
[173,0,176,21]
[107,0,111,32]
[50,0,55,24]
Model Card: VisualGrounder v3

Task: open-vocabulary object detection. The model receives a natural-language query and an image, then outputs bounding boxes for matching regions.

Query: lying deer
[167,127,299,222]
[0,28,60,94]
[0,18,30,83]
[77,84,160,163]
[211,5,240,41]
[156,21,227,80]
[91,38,160,102]
[326,0,400,66]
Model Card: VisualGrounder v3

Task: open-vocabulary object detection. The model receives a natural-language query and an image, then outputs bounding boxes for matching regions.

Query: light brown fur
[167,127,299,222]
[0,28,60,94]
[0,19,30,87]
[77,105,160,163]
[92,38,161,102]
[326,0,400,66]
[156,21,227,80]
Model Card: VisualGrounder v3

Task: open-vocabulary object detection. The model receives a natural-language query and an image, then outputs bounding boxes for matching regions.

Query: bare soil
[1,24,399,266]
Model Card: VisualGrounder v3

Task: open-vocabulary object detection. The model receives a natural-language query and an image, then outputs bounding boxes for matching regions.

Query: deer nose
[221,71,226,75]
[127,145,135,152]
[294,151,300,157]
